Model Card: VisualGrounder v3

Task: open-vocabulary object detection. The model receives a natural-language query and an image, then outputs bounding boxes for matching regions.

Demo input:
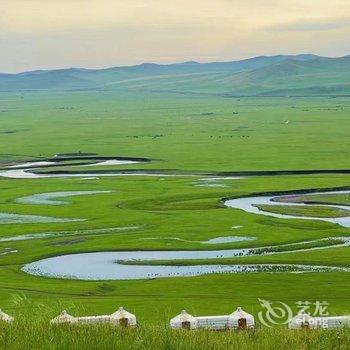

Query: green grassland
[292,194,350,206]
[256,204,350,218]
[0,90,349,349]
[1,92,350,170]
[1,319,350,350]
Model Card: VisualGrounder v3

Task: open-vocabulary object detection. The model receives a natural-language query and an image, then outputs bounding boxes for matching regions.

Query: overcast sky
[1,0,350,73]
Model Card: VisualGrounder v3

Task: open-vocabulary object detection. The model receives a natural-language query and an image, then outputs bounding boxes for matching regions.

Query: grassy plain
[256,204,350,218]
[1,318,350,350]
[0,91,349,348]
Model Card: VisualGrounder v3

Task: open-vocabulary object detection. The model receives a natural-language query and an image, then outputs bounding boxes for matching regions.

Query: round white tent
[51,310,77,325]
[110,307,137,327]
[170,310,198,330]
[228,307,255,330]
[0,309,14,324]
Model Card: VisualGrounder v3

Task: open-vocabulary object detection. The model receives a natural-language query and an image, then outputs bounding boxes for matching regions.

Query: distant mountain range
[1,54,350,96]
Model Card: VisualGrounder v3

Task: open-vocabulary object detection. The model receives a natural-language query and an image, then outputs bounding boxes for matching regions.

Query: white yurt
[0,309,14,324]
[228,307,255,330]
[110,307,137,327]
[288,311,316,329]
[50,310,77,325]
[170,310,198,330]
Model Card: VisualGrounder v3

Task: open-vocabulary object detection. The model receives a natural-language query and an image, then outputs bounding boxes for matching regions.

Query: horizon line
[1,53,349,76]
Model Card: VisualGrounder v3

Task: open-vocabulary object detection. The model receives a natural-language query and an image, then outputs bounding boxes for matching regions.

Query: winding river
[22,236,350,280]
[22,188,350,280]
[0,156,150,179]
[3,156,350,280]
[224,190,350,228]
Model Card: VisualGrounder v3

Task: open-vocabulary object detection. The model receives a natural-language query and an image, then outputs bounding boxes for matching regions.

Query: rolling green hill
[0,54,349,96]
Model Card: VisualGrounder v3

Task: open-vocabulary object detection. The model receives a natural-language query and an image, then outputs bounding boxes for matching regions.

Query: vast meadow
[0,90,349,348]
